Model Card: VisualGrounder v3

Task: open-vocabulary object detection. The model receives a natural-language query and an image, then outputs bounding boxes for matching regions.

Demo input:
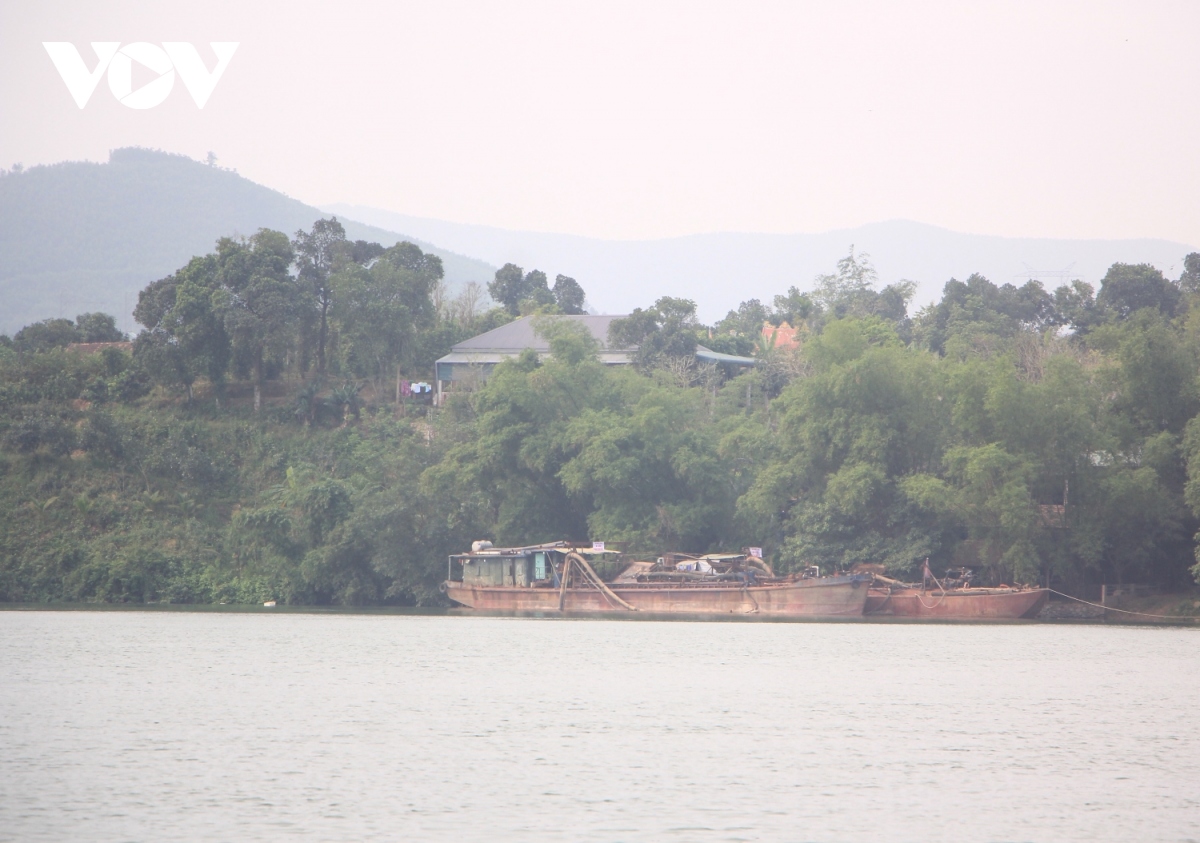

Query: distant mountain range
[323,204,1198,323]
[3,147,1194,336]
[0,148,496,335]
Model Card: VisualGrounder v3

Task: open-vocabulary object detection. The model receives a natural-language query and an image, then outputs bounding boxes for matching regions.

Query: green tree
[560,381,735,551]
[134,255,229,402]
[293,217,348,374]
[717,299,770,338]
[349,240,386,265]
[133,328,193,401]
[74,313,126,343]
[771,287,818,328]
[1179,252,1200,296]
[1089,310,1198,437]
[1052,280,1101,334]
[609,296,700,371]
[421,321,614,545]
[522,270,554,313]
[812,246,878,318]
[915,274,1056,357]
[331,241,441,397]
[487,263,556,315]
[1096,262,1181,320]
[215,230,304,412]
[739,325,948,575]
[553,274,587,314]
[12,318,79,353]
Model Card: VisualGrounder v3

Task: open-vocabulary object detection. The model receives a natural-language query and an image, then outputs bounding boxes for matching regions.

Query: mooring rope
[916,588,948,610]
[916,569,948,610]
[1048,589,1200,620]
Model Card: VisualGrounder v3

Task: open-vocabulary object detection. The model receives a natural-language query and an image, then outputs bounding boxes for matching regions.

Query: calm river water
[1,611,1198,842]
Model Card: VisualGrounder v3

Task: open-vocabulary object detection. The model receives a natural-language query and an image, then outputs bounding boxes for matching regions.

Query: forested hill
[0,149,497,335]
[4,236,1200,607]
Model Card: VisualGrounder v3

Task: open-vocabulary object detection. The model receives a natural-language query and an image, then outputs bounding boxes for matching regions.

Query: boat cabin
[448,541,621,588]
[456,549,545,587]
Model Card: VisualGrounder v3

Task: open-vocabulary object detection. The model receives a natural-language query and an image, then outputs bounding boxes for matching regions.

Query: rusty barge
[864,567,1048,620]
[442,542,871,618]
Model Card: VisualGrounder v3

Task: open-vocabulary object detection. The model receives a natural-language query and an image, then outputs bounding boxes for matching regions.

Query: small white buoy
[263,600,276,607]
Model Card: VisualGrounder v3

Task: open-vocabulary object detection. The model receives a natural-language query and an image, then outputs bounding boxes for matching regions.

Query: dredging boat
[864,566,1049,620]
[442,541,871,618]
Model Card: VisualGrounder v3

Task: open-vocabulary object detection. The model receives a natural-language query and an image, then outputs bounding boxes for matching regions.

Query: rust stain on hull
[445,577,870,618]
[865,587,1049,620]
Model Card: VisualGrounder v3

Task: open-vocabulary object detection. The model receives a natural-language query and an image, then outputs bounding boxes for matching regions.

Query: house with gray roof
[433,314,757,403]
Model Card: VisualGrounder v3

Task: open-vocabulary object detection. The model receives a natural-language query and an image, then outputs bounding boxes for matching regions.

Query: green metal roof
[694,345,759,366]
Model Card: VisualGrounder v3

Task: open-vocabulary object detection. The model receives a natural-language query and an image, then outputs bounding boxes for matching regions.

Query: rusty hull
[444,575,870,618]
[865,587,1049,620]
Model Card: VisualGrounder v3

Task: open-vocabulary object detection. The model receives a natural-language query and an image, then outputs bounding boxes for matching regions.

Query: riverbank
[0,602,451,616]
[1040,589,1200,624]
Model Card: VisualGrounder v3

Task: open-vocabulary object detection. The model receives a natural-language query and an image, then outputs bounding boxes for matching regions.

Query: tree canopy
[487,264,590,316]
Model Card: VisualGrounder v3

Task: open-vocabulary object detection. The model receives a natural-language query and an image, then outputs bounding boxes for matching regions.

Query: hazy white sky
[2,0,1197,244]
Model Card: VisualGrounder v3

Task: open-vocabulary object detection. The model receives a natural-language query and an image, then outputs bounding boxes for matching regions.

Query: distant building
[434,314,756,403]
[434,315,634,403]
[761,321,800,351]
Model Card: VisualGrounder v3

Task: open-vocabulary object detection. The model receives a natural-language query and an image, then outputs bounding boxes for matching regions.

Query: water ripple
[1,613,1197,842]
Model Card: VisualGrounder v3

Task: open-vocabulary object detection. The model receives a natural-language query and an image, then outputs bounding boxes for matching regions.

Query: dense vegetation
[3,227,1200,605]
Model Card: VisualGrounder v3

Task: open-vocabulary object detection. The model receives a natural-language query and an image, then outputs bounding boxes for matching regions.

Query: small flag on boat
[749,547,763,558]
[592,541,605,551]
